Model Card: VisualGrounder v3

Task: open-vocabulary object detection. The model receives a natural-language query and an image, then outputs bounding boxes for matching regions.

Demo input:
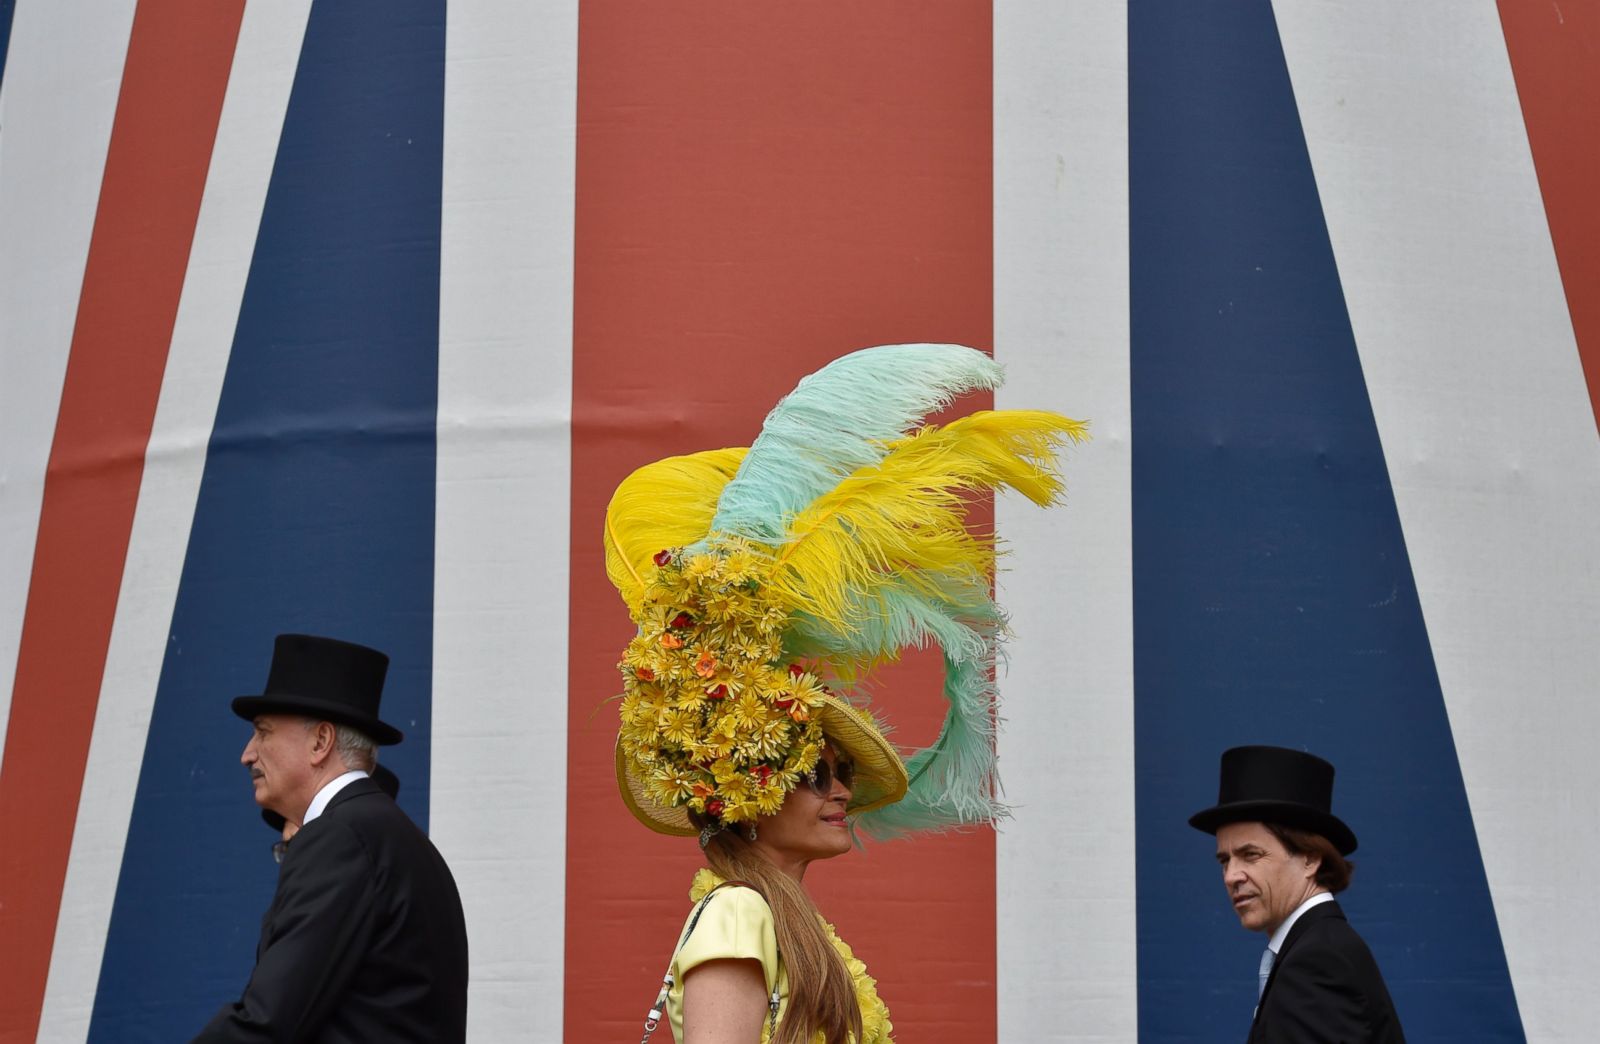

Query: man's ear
[1301,851,1323,882]
[308,720,337,765]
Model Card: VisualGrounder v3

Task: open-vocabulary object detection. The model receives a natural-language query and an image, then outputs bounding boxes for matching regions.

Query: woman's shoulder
[674,870,779,979]
[684,870,776,931]
[687,868,774,918]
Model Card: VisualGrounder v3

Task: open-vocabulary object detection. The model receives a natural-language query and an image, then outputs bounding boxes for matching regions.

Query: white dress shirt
[302,769,371,826]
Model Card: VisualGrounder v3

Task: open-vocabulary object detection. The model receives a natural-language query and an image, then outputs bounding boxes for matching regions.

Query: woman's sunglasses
[805,757,856,796]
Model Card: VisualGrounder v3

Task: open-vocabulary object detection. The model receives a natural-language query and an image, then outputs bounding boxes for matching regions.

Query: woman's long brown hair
[701,828,863,1044]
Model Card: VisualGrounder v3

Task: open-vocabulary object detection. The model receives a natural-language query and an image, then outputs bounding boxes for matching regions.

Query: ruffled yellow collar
[690,868,893,1044]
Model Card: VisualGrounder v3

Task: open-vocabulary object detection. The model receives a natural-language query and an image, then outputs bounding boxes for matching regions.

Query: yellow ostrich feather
[602,447,747,610]
[764,410,1088,632]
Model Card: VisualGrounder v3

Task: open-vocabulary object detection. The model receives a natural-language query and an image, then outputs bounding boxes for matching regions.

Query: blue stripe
[0,0,15,95]
[88,1,444,1037]
[1129,3,1523,1040]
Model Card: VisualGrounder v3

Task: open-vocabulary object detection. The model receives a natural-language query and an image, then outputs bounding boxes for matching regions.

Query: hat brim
[617,694,910,837]
[232,694,403,746]
[1188,799,1358,856]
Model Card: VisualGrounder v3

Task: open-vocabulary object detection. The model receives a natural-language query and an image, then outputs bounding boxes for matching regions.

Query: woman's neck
[749,840,809,883]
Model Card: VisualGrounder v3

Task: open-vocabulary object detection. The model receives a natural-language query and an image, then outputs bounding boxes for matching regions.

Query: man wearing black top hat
[194,634,469,1043]
[1190,746,1404,1043]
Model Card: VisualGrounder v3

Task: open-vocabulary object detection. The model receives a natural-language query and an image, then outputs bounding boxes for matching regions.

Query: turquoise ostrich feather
[854,652,1007,839]
[783,578,1001,668]
[707,343,1003,543]
[783,572,1009,840]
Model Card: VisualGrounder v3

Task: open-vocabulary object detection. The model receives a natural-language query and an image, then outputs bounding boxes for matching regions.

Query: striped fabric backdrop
[1,2,1596,1041]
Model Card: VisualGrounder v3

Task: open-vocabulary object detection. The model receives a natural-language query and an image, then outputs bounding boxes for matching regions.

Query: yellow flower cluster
[618,541,829,824]
[827,921,894,1044]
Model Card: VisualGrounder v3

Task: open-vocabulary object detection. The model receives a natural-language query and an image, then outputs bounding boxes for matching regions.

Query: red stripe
[1498,0,1600,430]
[0,2,244,1036]
[566,3,993,1040]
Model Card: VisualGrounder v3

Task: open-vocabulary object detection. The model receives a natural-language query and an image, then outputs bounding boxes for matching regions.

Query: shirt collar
[1268,891,1334,954]
[302,769,371,826]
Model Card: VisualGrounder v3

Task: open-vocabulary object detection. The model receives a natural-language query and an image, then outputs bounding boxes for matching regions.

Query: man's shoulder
[324,783,428,842]
[327,779,401,818]
[321,782,458,881]
[1264,899,1404,1040]
[1284,901,1381,968]
[1292,901,1355,937]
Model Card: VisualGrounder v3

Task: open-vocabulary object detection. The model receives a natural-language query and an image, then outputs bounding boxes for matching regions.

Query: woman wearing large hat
[607,345,1086,1043]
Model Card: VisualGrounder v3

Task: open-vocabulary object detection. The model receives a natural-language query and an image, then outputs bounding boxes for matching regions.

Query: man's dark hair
[1265,822,1354,893]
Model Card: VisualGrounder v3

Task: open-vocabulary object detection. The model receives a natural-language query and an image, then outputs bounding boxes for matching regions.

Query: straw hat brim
[617,694,909,837]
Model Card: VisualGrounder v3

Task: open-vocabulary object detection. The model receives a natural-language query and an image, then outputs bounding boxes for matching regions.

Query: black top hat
[1188,745,1358,855]
[232,634,403,746]
[262,763,400,832]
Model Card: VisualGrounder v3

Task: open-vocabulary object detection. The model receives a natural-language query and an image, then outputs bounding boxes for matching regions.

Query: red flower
[773,694,794,710]
[705,798,725,817]
[753,764,773,784]
[634,667,654,681]
[788,664,806,678]
[653,549,672,567]
[670,612,694,630]
[705,685,728,700]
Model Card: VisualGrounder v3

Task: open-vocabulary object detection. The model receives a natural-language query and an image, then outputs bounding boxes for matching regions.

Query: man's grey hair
[302,717,378,771]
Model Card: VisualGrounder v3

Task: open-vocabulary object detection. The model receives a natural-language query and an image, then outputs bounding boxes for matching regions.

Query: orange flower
[787,705,810,723]
[694,650,718,678]
[660,633,684,650]
[691,782,715,798]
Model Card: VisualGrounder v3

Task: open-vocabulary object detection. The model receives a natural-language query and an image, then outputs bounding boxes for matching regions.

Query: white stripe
[433,3,576,1040]
[0,0,138,775]
[994,3,1135,1041]
[1277,2,1600,1038]
[37,3,312,1038]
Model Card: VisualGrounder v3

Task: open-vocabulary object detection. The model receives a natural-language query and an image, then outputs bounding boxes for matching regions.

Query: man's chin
[1239,912,1278,934]
[1233,906,1265,932]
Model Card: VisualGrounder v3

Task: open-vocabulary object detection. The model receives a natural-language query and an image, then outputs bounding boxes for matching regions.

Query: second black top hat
[1188,745,1358,855]
[231,634,402,746]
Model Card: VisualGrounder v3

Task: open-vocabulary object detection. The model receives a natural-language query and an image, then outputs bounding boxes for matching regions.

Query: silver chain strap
[640,883,782,1043]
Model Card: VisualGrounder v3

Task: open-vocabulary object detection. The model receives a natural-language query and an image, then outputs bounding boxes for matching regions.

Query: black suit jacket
[194,777,469,1043]
[1249,900,1403,1043]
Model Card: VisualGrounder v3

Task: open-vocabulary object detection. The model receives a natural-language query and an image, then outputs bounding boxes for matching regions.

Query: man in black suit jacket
[194,634,469,1043]
[1192,746,1404,1043]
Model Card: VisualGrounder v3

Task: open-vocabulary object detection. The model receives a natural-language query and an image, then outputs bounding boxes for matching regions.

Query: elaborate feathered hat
[607,344,1086,840]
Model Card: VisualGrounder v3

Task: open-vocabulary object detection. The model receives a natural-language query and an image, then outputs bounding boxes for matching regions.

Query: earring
[746,824,759,842]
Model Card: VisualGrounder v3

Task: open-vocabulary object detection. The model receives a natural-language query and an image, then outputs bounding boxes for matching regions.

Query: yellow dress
[667,869,893,1044]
